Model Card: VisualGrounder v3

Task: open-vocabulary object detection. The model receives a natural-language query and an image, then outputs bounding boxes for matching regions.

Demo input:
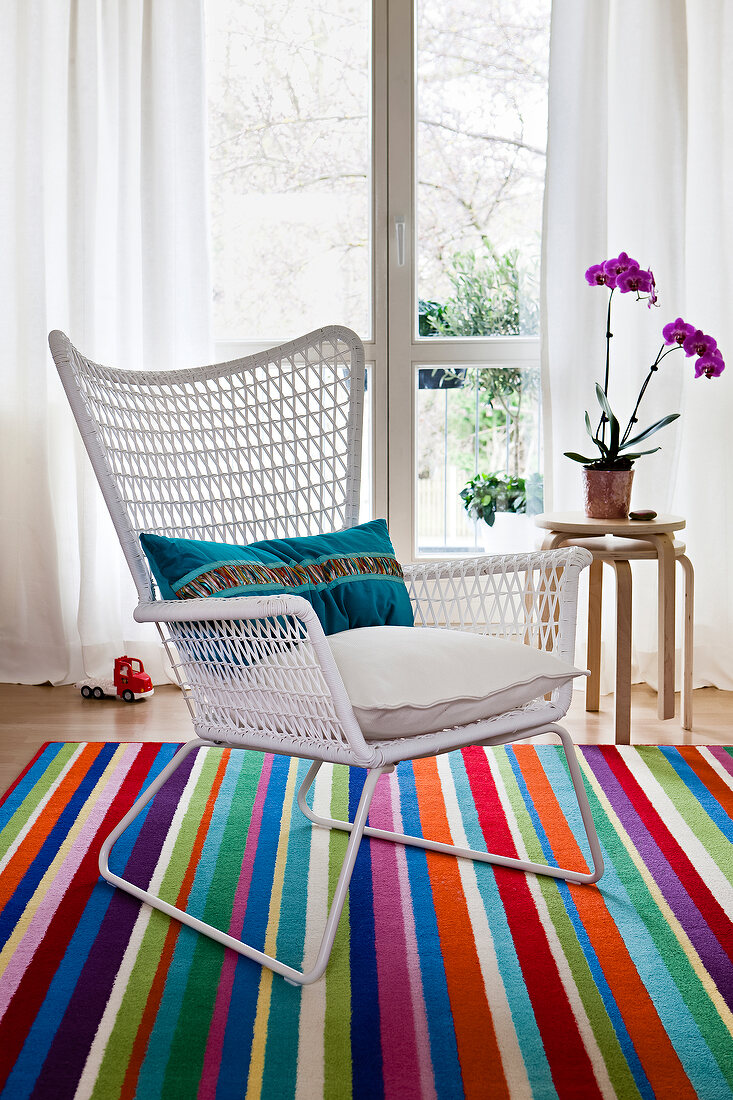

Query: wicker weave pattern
[403,548,592,728]
[163,617,365,762]
[129,591,376,766]
[52,328,364,601]
[404,550,582,657]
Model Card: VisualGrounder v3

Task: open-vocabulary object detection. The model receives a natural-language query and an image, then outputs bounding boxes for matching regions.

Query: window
[206,0,551,558]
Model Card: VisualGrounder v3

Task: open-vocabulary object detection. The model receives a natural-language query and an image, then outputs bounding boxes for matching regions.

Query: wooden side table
[534,512,693,744]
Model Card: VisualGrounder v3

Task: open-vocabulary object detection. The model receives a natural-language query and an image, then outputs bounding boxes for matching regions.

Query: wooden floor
[1,681,731,795]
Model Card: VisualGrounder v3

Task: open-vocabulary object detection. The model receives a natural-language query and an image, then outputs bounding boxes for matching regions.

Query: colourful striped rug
[0,743,731,1099]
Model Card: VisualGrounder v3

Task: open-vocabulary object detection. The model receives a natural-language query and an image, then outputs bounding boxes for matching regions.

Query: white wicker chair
[49,325,602,986]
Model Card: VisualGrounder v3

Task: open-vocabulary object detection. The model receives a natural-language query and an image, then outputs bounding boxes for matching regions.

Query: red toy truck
[76,656,154,702]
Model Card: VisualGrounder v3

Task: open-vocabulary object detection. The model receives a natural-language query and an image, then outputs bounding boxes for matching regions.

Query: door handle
[394,215,406,266]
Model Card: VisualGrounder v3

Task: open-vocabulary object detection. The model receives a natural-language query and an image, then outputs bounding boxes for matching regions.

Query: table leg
[586,559,603,712]
[539,533,568,550]
[613,559,632,745]
[679,554,694,731]
[652,534,677,720]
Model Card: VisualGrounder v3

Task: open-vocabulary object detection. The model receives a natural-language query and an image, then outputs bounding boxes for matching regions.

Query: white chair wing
[49,327,603,986]
[49,327,365,601]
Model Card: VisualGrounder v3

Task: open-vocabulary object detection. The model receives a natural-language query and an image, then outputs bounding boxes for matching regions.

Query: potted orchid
[565,252,725,518]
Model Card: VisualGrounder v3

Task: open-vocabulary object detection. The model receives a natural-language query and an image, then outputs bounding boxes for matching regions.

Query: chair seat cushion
[327,626,587,738]
[140,519,414,635]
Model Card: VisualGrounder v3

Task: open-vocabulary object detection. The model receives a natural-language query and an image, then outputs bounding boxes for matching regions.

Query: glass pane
[416,0,550,337]
[416,364,543,554]
[206,0,371,340]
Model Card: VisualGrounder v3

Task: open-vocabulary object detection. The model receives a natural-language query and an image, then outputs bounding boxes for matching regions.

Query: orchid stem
[596,289,614,442]
[620,344,676,444]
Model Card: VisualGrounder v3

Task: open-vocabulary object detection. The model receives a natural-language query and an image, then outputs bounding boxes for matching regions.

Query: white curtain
[0,0,212,685]
[542,0,733,690]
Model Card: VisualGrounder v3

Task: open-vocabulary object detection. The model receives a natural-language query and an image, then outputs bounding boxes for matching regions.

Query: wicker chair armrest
[134,595,374,766]
[403,547,593,668]
[133,592,315,625]
[402,547,593,584]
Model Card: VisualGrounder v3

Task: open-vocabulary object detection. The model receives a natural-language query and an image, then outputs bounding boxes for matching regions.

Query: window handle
[394,215,406,266]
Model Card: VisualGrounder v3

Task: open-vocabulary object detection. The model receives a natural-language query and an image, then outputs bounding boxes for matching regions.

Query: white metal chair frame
[50,326,603,986]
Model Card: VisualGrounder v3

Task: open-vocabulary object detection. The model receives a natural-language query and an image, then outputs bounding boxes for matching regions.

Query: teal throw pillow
[139,519,414,635]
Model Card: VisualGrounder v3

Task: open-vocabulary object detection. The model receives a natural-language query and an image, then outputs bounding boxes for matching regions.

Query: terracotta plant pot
[582,467,634,520]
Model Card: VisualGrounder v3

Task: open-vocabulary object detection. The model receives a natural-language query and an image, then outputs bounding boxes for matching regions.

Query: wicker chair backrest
[50,327,365,600]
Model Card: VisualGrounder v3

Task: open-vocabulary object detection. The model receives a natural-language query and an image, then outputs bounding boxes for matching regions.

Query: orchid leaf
[620,412,681,450]
[595,385,620,457]
[584,411,609,456]
[564,451,596,464]
[619,447,661,460]
[594,384,615,422]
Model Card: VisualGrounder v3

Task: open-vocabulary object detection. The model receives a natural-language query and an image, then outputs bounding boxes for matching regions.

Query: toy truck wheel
[81,685,92,698]
[92,686,104,699]
[122,690,135,702]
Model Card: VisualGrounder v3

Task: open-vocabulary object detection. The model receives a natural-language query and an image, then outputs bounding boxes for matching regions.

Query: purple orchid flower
[602,252,639,283]
[683,329,717,358]
[616,265,654,294]
[662,318,694,346]
[647,270,658,307]
[694,348,725,378]
[585,263,613,287]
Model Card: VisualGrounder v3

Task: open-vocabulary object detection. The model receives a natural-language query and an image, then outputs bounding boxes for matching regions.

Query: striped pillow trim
[174,553,405,599]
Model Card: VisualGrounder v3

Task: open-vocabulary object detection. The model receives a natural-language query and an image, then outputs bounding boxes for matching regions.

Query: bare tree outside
[206,0,371,338]
[206,0,549,340]
[417,0,549,330]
